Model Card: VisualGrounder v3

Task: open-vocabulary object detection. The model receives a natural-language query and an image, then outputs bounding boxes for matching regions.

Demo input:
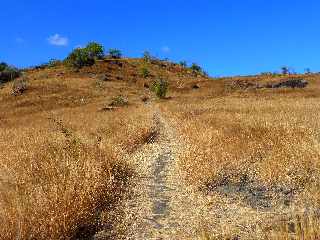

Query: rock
[230,78,309,90]
[55,72,64,77]
[141,96,149,102]
[100,106,118,111]
[269,78,308,88]
[99,74,109,81]
[192,84,200,89]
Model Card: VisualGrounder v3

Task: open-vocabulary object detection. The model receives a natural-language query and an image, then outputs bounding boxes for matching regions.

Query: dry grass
[0,62,156,239]
[161,76,320,239]
[2,57,320,239]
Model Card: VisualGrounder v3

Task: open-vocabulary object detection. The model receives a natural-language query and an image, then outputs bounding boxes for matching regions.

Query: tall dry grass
[162,86,320,239]
[0,66,155,239]
[0,105,155,239]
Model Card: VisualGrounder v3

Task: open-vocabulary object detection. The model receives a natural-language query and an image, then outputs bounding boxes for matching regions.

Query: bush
[143,51,152,62]
[12,76,27,96]
[304,68,312,74]
[0,65,21,83]
[281,66,290,75]
[86,42,104,59]
[0,62,8,72]
[47,59,62,68]
[108,49,122,59]
[179,61,187,67]
[152,78,169,99]
[140,67,150,78]
[64,42,105,69]
[64,48,95,69]
[190,63,203,73]
[261,72,274,76]
[109,95,128,107]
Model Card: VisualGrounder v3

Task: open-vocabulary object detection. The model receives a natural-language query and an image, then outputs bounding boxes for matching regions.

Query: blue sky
[1,0,320,76]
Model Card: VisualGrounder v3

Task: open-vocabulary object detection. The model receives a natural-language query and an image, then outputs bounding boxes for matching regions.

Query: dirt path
[92,107,303,240]
[105,110,211,240]
[92,108,269,240]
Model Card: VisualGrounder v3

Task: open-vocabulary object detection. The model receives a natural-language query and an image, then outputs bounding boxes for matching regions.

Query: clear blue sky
[1,0,320,76]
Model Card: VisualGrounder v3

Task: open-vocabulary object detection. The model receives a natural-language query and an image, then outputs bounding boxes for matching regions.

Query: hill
[1,57,320,239]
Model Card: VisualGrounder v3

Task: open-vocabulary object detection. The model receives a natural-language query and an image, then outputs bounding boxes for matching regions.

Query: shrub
[86,42,105,59]
[0,65,21,83]
[140,66,150,78]
[47,59,62,68]
[64,48,95,69]
[108,49,122,59]
[261,72,274,76]
[143,51,152,62]
[0,62,8,72]
[64,42,105,69]
[152,78,169,99]
[304,68,312,74]
[109,95,128,107]
[281,66,290,75]
[190,63,203,73]
[179,61,187,67]
[12,76,27,96]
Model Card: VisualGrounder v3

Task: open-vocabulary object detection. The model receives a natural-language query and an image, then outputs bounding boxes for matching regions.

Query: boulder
[270,78,308,88]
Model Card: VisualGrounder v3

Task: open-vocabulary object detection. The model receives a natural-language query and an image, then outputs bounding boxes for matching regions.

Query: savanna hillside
[1,44,320,239]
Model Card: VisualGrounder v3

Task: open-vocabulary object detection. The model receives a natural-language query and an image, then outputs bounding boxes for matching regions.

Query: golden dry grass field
[0,58,320,239]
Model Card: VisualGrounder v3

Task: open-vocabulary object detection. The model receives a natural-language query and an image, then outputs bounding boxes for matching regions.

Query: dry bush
[12,77,27,96]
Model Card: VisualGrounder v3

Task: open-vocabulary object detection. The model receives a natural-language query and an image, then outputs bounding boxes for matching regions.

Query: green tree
[143,51,152,62]
[0,65,21,83]
[64,48,95,69]
[179,61,187,68]
[86,42,104,59]
[190,63,203,73]
[0,62,8,72]
[108,49,122,59]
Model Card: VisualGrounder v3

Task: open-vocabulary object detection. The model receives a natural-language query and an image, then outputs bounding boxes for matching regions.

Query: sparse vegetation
[109,95,128,107]
[142,51,152,63]
[47,59,62,68]
[260,71,274,76]
[152,78,168,98]
[140,66,150,78]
